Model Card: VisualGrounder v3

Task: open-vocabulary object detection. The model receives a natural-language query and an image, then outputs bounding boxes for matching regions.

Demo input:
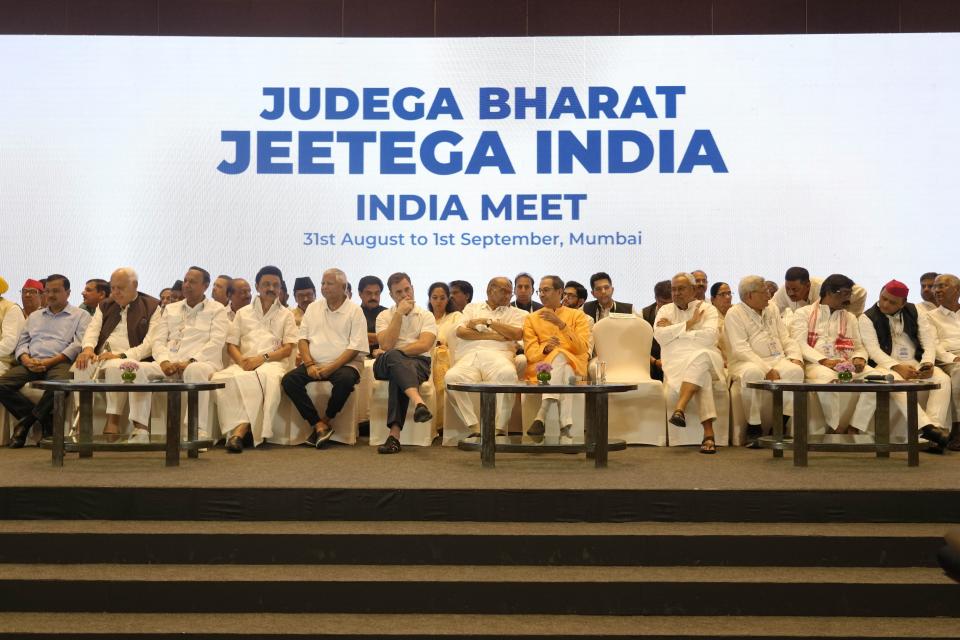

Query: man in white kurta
[775,266,868,318]
[136,267,229,440]
[858,279,951,447]
[724,276,804,445]
[654,273,725,453]
[0,277,26,377]
[446,277,527,439]
[918,272,939,316]
[926,273,960,449]
[789,274,875,435]
[213,267,298,452]
[73,268,161,442]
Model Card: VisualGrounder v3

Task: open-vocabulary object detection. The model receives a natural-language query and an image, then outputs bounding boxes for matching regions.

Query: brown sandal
[700,436,716,454]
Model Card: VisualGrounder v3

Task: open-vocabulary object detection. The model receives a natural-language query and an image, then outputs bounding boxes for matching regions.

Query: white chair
[270,381,360,446]
[368,377,437,447]
[590,316,667,446]
[355,359,375,423]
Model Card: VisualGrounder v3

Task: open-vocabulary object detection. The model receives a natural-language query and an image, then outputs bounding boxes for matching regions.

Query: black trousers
[0,362,73,435]
[372,349,430,430]
[281,364,361,427]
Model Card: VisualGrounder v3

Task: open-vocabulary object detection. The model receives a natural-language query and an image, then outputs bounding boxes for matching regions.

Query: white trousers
[730,358,804,425]
[667,351,719,422]
[876,360,951,430]
[537,354,575,427]
[212,361,287,444]
[445,351,517,432]
[132,361,218,437]
[804,363,879,432]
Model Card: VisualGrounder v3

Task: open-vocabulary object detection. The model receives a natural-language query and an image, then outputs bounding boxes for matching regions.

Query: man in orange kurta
[522,275,591,443]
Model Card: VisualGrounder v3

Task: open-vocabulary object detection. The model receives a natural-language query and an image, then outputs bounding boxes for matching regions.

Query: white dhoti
[446,351,518,432]
[535,354,575,427]
[211,361,286,445]
[804,363,878,432]
[131,361,218,438]
[730,358,804,425]
[664,349,725,423]
[876,360,951,433]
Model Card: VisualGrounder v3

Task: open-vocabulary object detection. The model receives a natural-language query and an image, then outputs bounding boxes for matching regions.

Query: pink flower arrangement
[833,361,856,374]
[119,361,140,373]
[535,362,552,373]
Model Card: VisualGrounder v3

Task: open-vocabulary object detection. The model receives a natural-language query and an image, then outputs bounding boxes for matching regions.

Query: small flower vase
[837,371,853,383]
[121,372,137,384]
[537,371,551,385]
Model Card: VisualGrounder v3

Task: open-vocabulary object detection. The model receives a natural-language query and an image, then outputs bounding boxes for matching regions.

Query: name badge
[896,345,912,361]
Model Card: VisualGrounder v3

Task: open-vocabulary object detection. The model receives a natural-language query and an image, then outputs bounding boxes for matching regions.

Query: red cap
[22,279,44,292]
[883,279,909,299]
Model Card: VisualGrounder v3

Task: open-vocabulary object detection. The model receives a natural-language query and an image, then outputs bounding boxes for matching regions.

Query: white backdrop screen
[1,34,958,305]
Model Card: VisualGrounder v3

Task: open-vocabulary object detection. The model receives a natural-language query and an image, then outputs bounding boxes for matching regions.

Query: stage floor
[1,439,958,491]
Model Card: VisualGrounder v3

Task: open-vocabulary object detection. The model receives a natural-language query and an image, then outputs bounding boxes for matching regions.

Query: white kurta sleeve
[724,309,770,372]
[858,315,898,370]
[348,306,370,353]
[198,306,229,366]
[81,307,104,351]
[125,309,161,362]
[0,307,26,360]
[775,313,802,362]
[917,311,938,365]
[652,305,685,346]
[280,309,299,346]
[847,313,868,361]
[151,307,172,363]
[791,308,825,364]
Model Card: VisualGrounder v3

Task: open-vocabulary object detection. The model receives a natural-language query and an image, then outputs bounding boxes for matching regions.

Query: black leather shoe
[8,422,31,449]
[413,403,432,423]
[921,425,950,448]
[225,435,244,453]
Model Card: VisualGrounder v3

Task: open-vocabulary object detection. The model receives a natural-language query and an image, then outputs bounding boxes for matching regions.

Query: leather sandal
[700,436,717,454]
[225,435,244,453]
[669,410,687,428]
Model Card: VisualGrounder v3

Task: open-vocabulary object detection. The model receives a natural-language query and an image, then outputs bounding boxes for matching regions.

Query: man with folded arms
[724,275,804,447]
[859,279,951,450]
[655,273,725,454]
[925,274,960,450]
[446,277,527,441]
[789,274,876,435]
[212,266,298,453]
[74,268,160,442]
[522,276,590,444]
[1,274,90,448]
[374,272,437,454]
[136,266,228,441]
[282,268,367,449]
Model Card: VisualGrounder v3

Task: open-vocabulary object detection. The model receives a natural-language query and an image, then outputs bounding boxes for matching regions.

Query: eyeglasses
[21,289,40,295]
[537,287,555,295]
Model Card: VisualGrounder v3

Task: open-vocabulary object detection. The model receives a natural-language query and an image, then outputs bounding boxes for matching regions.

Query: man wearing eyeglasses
[1,274,90,448]
[522,276,591,444]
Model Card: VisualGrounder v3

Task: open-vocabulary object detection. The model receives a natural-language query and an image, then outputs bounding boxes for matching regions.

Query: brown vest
[95,293,160,357]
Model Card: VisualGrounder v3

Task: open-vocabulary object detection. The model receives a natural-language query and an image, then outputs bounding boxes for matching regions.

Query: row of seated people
[1,266,959,456]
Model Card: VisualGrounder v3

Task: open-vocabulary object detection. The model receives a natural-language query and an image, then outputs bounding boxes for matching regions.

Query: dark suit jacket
[582,300,633,324]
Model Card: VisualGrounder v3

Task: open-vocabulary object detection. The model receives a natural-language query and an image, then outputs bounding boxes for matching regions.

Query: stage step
[0,564,954,617]
[0,521,950,567]
[0,613,957,639]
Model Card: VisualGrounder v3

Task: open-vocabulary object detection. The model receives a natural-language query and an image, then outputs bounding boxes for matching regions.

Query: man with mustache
[775,266,868,318]
[212,266,298,453]
[789,273,876,435]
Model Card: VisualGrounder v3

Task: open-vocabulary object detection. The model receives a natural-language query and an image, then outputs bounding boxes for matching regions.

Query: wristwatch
[263,353,269,362]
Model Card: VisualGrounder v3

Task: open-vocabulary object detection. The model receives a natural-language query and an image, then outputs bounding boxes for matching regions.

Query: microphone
[863,373,895,382]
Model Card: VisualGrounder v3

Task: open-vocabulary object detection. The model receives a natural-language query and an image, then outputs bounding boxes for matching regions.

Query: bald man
[926,274,960,449]
[74,268,161,442]
[445,277,527,440]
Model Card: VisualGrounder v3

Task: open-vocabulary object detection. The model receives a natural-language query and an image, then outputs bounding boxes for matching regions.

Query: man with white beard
[723,276,804,447]
[213,266,298,453]
[655,273,725,454]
